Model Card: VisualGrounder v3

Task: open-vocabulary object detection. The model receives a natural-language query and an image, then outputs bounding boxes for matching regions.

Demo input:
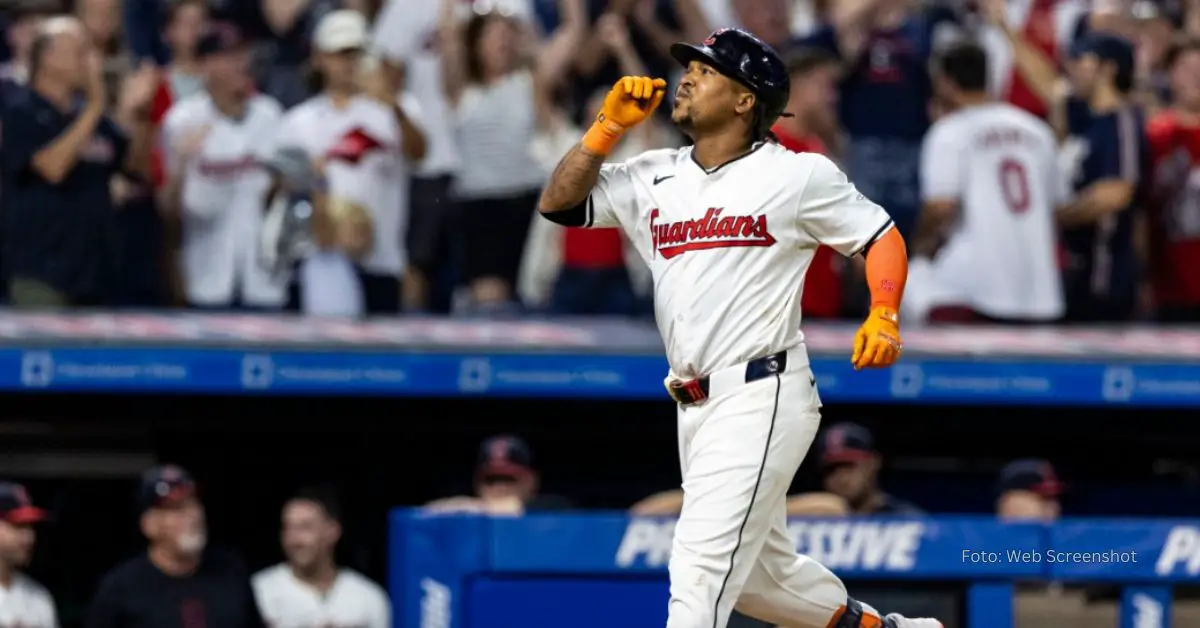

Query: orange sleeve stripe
[865,226,908,313]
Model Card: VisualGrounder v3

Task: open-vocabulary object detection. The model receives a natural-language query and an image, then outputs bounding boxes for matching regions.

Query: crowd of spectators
[0,0,1198,321]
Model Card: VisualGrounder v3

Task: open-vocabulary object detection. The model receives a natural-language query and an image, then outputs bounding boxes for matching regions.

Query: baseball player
[537,26,936,628]
[0,481,58,628]
[907,41,1065,324]
[252,487,390,628]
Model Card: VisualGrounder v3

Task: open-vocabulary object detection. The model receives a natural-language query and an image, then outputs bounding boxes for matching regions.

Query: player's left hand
[852,306,903,370]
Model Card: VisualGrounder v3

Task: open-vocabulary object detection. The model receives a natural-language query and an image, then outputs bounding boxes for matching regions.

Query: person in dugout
[817,422,926,516]
[85,465,264,628]
[0,481,58,627]
[252,486,390,627]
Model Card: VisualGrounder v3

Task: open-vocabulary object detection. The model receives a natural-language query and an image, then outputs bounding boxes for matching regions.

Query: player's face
[281,500,338,571]
[318,48,363,92]
[149,496,207,556]
[1170,50,1200,110]
[672,60,754,136]
[476,473,535,502]
[0,521,35,568]
[821,460,876,505]
[997,491,1060,522]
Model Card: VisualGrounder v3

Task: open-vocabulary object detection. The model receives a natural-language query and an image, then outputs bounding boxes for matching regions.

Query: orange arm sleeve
[864,227,908,312]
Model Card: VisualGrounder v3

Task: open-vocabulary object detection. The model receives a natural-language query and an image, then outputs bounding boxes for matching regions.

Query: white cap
[314,10,368,52]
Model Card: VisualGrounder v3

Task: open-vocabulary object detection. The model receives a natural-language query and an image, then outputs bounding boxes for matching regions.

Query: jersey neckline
[688,140,768,175]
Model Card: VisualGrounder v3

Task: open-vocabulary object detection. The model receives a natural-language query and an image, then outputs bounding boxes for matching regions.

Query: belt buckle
[667,378,706,405]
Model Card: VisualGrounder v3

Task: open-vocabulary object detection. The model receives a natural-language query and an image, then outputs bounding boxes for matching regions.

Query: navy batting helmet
[670,28,791,137]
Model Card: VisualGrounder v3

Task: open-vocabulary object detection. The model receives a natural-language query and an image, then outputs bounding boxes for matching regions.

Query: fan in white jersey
[159,22,288,310]
[909,41,1066,324]
[253,487,390,628]
[538,26,940,628]
[0,482,57,628]
[275,10,426,317]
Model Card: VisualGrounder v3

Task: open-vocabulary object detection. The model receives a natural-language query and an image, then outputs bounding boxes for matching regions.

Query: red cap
[0,482,48,524]
[818,422,876,468]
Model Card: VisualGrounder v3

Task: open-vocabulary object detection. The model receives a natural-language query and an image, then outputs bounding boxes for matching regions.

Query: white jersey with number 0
[252,563,390,628]
[917,102,1066,320]
[583,142,894,378]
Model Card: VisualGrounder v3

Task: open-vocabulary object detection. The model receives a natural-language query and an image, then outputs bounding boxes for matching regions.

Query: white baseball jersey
[582,142,894,378]
[161,92,289,307]
[917,102,1066,320]
[277,94,411,278]
[0,572,58,628]
[252,564,389,628]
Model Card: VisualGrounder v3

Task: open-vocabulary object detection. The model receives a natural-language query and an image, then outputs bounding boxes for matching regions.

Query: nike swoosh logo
[653,175,674,185]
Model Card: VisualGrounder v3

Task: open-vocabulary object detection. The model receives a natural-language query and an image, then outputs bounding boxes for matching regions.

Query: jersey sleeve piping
[539,196,592,228]
[851,218,895,257]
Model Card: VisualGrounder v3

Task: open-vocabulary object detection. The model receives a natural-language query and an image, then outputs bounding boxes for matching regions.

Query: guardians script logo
[650,208,777,259]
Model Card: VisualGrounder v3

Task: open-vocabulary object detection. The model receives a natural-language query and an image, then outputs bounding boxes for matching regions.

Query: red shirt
[1004,0,1060,119]
[773,128,827,155]
[562,139,624,268]
[772,126,842,319]
[1146,110,1200,306]
[562,226,625,268]
[149,78,175,188]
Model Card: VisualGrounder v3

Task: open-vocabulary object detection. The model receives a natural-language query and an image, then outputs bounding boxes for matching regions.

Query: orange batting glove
[851,306,903,370]
[582,76,667,156]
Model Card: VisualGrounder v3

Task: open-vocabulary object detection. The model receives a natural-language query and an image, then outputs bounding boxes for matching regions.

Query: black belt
[667,350,789,405]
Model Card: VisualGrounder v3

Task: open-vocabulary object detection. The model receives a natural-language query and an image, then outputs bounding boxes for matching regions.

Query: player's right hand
[596,76,668,131]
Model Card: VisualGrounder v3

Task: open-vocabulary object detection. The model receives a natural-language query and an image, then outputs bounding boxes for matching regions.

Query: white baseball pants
[666,358,849,628]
